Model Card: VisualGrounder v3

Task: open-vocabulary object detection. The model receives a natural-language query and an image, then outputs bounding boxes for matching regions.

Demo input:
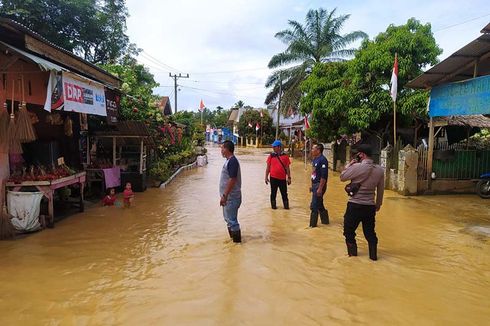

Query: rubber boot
[309,211,318,227]
[283,200,289,210]
[319,210,329,224]
[227,227,232,238]
[346,243,358,256]
[271,199,277,210]
[231,230,241,243]
[369,243,377,261]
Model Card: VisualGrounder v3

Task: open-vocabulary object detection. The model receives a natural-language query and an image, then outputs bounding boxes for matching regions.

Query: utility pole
[169,73,189,113]
[275,73,282,140]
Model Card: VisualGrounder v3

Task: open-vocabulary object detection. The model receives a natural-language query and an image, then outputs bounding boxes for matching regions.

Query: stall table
[6,172,86,226]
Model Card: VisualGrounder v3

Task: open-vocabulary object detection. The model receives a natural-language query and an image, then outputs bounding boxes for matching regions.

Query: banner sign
[429,75,490,117]
[62,72,106,116]
[105,89,121,124]
[43,71,64,112]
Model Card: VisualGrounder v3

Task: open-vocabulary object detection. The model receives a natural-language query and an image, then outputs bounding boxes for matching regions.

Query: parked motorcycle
[476,173,490,199]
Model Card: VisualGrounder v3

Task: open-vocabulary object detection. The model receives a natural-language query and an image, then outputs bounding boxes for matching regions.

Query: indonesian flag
[390,53,398,102]
[199,99,205,112]
[304,114,310,129]
[248,122,253,128]
[256,122,260,131]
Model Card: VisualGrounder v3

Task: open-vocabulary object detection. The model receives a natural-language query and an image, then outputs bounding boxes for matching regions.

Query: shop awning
[0,41,66,72]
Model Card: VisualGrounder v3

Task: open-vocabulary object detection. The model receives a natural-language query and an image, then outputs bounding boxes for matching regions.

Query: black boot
[320,210,329,224]
[309,211,318,227]
[346,243,358,256]
[283,200,289,210]
[271,199,277,210]
[227,227,232,238]
[231,230,241,243]
[369,243,377,261]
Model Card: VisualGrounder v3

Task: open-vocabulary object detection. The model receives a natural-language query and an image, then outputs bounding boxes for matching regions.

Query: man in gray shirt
[219,140,242,243]
[340,144,384,260]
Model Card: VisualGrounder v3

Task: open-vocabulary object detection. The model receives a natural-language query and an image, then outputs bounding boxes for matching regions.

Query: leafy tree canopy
[0,0,135,64]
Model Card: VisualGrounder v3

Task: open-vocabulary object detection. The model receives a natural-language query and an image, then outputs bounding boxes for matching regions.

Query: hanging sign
[105,89,120,124]
[62,72,106,116]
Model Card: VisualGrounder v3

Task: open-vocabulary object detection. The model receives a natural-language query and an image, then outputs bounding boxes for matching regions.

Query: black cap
[353,144,373,156]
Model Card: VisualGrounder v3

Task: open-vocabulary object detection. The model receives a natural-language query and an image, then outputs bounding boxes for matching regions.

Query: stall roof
[0,41,67,72]
[434,114,490,128]
[406,32,490,89]
[95,121,151,137]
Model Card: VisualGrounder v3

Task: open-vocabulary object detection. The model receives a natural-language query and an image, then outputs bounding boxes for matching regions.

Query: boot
[309,211,318,227]
[369,243,377,261]
[319,210,329,224]
[231,230,241,243]
[227,227,232,238]
[346,243,358,256]
[283,200,289,210]
[271,199,277,210]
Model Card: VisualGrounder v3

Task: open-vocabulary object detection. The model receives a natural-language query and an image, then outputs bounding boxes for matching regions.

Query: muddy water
[0,145,489,325]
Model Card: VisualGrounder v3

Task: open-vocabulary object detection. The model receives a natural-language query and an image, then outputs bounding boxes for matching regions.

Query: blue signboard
[429,74,490,117]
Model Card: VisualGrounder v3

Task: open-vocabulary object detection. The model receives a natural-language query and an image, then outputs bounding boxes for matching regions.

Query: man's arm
[375,172,385,211]
[220,177,237,206]
[340,163,359,182]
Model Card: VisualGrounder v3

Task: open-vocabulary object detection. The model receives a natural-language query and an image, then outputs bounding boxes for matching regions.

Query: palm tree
[265,8,367,113]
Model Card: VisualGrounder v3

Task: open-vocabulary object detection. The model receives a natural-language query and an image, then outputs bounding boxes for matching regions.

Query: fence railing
[432,150,490,179]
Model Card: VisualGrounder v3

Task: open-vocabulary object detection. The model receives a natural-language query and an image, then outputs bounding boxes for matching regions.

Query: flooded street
[0,145,489,325]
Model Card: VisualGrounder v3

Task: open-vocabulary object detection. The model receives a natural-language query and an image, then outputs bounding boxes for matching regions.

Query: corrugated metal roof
[0,41,66,72]
[407,32,490,89]
[482,23,490,34]
[434,114,490,128]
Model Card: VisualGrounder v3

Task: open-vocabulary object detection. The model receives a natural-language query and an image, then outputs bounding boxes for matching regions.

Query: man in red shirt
[265,140,292,209]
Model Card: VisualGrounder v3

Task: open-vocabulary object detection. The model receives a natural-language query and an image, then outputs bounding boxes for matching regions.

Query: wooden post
[427,117,435,189]
[139,139,144,174]
[112,137,116,167]
[393,101,397,146]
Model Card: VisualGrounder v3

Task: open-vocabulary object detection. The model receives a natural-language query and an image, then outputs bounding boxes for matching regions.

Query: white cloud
[126,0,490,111]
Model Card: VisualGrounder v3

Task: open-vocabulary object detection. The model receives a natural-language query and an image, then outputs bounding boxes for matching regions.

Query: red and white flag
[248,122,253,128]
[304,115,310,129]
[256,122,260,131]
[390,53,398,102]
[199,99,205,112]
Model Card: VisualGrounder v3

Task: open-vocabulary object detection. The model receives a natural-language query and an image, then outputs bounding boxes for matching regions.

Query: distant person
[309,143,329,227]
[340,144,384,261]
[265,140,291,209]
[102,188,117,206]
[123,182,134,208]
[219,140,242,243]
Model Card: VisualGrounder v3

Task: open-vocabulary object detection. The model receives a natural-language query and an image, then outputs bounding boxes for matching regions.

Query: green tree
[237,109,273,138]
[0,0,135,64]
[265,8,367,112]
[301,18,442,143]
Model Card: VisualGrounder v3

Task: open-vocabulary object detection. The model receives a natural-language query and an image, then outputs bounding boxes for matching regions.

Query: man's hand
[316,189,323,197]
[220,194,227,206]
[376,205,381,212]
[265,177,269,185]
[287,177,291,185]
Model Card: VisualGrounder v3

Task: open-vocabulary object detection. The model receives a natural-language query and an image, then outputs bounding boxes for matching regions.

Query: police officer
[309,143,329,227]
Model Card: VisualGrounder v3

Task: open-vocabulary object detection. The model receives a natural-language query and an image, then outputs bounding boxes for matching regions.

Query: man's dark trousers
[270,177,288,208]
[343,202,378,247]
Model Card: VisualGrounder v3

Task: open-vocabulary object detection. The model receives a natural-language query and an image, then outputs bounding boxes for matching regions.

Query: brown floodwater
[0,145,489,325]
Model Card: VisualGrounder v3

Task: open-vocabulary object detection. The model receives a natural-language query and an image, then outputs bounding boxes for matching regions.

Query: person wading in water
[265,140,291,209]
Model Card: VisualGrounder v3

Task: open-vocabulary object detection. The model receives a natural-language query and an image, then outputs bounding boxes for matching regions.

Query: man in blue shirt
[219,140,242,243]
[309,143,329,227]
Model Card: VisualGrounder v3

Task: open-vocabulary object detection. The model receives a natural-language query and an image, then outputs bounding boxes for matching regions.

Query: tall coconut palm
[265,8,367,113]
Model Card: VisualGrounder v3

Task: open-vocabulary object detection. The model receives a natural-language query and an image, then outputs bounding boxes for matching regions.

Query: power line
[140,50,182,72]
[169,73,190,113]
[434,13,490,33]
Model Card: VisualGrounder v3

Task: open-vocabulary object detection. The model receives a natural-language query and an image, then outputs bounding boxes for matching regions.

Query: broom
[16,76,36,143]
[0,77,9,153]
[8,80,22,155]
[0,179,15,240]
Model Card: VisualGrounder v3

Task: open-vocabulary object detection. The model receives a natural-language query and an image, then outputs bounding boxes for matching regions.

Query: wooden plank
[24,35,120,88]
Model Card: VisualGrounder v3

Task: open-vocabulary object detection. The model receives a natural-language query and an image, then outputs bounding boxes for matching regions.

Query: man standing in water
[219,140,242,243]
[265,140,291,209]
[309,143,329,227]
[340,144,384,261]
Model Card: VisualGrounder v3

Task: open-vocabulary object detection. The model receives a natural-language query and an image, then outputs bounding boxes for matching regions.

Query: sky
[125,0,490,112]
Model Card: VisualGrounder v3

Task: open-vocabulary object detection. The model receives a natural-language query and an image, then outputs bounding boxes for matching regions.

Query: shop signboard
[61,72,107,116]
[429,75,490,117]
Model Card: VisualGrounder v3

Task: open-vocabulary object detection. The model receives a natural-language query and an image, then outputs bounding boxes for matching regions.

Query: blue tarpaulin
[429,75,490,117]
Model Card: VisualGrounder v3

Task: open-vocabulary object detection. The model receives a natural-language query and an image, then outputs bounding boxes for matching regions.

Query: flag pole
[393,100,397,146]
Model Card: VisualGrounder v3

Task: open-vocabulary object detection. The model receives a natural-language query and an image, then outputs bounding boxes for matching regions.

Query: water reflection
[0,144,488,325]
